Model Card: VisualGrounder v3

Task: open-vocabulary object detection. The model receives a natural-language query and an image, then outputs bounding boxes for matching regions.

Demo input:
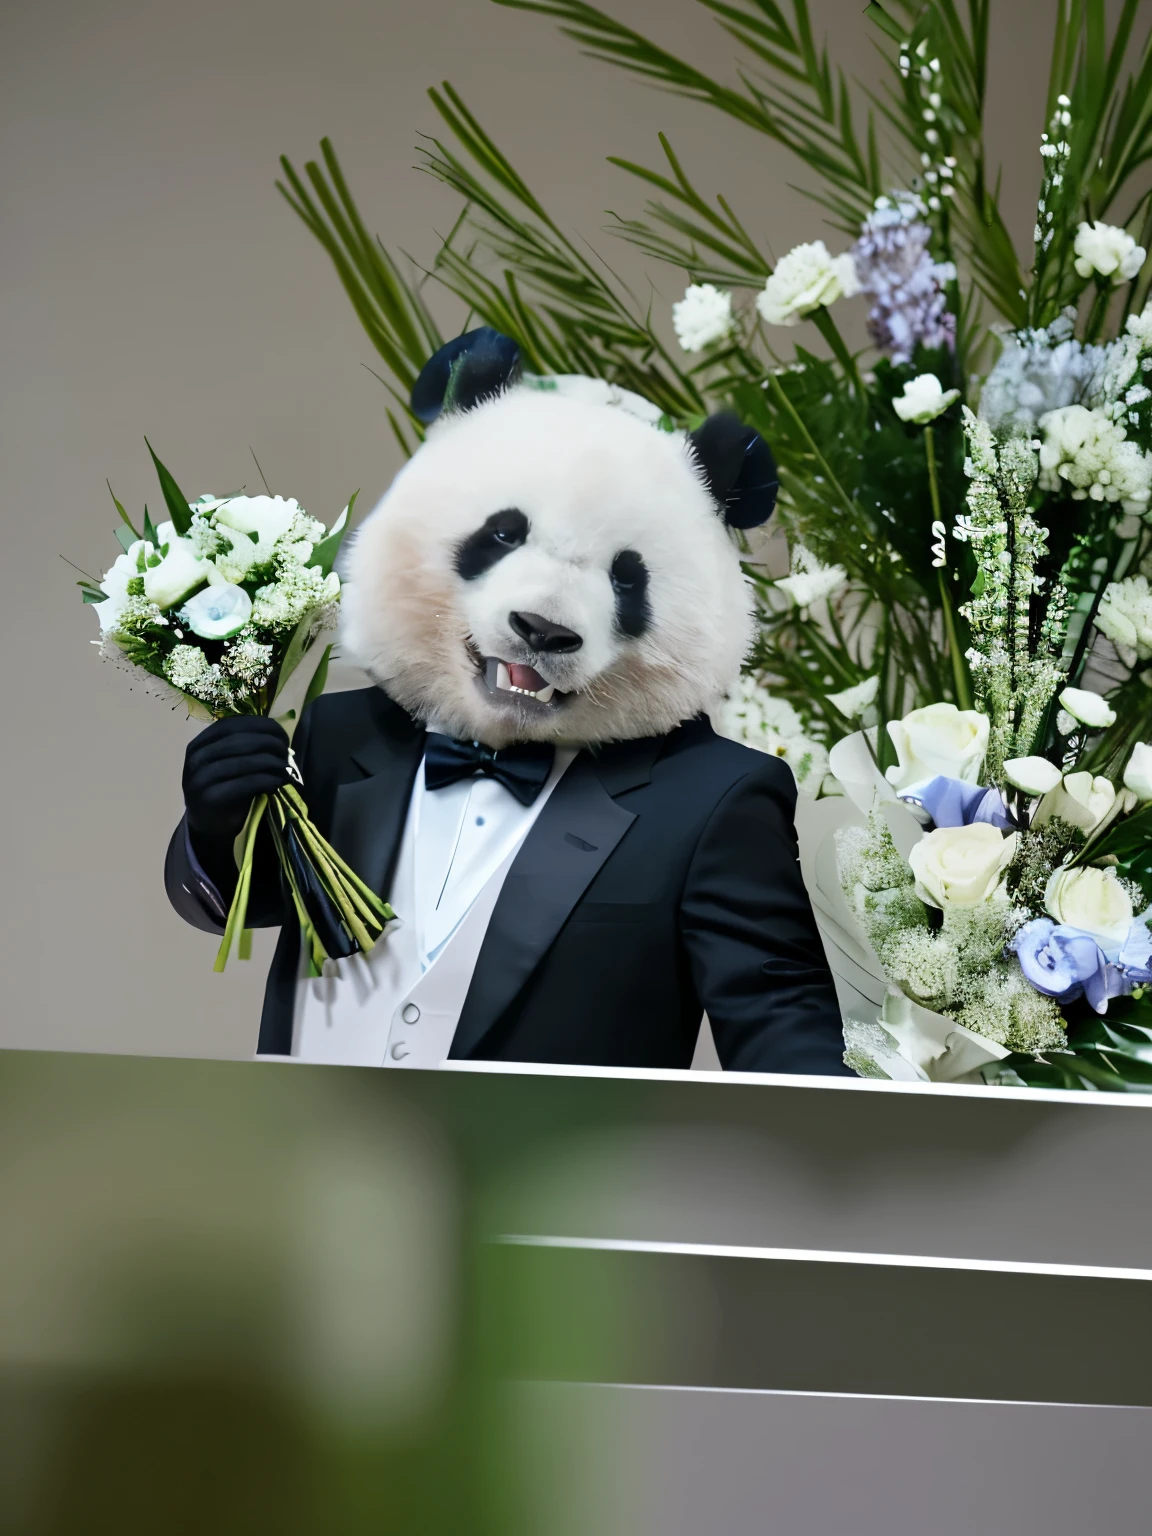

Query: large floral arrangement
[834,411,1152,1088]
[82,448,392,971]
[276,0,1152,1086]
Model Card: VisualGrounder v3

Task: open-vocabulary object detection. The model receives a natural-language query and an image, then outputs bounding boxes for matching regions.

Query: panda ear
[688,411,779,530]
[410,328,522,424]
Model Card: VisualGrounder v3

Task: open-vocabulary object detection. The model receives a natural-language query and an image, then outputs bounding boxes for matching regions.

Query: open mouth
[464,640,563,705]
[483,656,559,704]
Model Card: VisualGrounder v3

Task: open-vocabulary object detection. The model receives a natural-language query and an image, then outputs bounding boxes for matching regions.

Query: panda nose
[508,611,584,654]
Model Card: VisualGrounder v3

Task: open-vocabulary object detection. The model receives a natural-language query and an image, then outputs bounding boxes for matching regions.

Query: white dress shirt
[290,745,577,1067]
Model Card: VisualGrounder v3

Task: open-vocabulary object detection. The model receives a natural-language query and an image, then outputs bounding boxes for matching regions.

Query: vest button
[401,1003,421,1025]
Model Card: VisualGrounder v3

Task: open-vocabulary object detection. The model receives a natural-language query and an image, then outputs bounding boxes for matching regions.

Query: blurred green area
[0,1053,550,1535]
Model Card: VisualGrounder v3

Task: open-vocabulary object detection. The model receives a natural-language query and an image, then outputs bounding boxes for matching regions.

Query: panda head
[343,328,778,748]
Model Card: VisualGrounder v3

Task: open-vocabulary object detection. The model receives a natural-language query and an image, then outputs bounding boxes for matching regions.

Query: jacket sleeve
[162,705,317,935]
[679,759,851,1075]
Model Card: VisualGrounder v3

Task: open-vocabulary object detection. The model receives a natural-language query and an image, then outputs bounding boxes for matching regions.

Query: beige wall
[2,0,1054,1058]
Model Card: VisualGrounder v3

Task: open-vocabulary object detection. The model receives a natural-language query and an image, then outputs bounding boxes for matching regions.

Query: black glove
[182,717,292,845]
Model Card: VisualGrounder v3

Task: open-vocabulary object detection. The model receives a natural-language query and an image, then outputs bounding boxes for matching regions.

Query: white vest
[289,750,574,1067]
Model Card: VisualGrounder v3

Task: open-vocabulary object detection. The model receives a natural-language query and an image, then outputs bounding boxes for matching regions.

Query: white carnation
[756,241,860,327]
[827,675,879,718]
[1094,574,1152,667]
[214,494,299,542]
[672,284,735,352]
[892,372,960,425]
[711,675,828,792]
[1037,404,1152,512]
[775,544,848,608]
[1073,221,1147,284]
[1127,302,1152,347]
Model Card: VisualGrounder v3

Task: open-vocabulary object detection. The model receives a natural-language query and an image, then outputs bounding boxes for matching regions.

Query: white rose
[885,702,990,790]
[1123,743,1152,801]
[182,583,253,640]
[1058,686,1116,729]
[909,823,1018,908]
[892,373,960,425]
[1045,864,1133,945]
[1034,771,1117,835]
[141,530,210,610]
[1073,221,1147,284]
[756,241,860,326]
[213,495,301,548]
[672,284,735,352]
[1002,756,1063,796]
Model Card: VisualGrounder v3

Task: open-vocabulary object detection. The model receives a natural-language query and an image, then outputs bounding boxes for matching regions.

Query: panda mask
[342,328,778,750]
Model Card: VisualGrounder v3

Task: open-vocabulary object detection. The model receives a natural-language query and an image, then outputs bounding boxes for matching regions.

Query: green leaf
[302,644,333,711]
[81,588,105,604]
[142,505,161,549]
[310,490,358,577]
[274,612,318,701]
[863,2,906,44]
[144,438,193,537]
[115,525,137,554]
[107,480,141,540]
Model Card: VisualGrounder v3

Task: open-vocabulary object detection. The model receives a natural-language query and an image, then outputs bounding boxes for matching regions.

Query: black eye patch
[454,508,529,580]
[610,549,650,638]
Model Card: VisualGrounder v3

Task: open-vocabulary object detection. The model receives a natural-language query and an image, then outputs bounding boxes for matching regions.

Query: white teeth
[483,656,557,703]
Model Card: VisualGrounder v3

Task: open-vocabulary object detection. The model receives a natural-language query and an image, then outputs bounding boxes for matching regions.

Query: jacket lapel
[328,709,426,901]
[449,736,664,1060]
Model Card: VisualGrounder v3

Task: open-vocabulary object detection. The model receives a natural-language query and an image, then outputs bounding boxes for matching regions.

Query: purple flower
[898,775,1015,831]
[1014,918,1126,1014]
[852,198,956,365]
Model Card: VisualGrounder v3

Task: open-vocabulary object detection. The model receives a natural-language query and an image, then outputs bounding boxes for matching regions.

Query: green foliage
[278,0,1151,759]
[145,439,193,538]
[990,997,1152,1092]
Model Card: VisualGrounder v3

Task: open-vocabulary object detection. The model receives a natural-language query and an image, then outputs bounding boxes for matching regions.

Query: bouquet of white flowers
[81,445,393,971]
[833,408,1152,1089]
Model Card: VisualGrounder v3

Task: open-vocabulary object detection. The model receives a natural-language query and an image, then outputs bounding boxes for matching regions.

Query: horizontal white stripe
[441,1057,1150,1110]
[525,1380,1152,1412]
[494,1233,1152,1283]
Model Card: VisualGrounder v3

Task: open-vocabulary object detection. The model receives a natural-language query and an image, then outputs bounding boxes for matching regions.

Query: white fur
[343,388,754,747]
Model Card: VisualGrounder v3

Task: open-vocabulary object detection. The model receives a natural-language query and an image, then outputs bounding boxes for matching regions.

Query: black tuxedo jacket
[165,686,850,1075]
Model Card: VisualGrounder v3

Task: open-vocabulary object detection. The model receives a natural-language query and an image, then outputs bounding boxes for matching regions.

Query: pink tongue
[509,663,547,692]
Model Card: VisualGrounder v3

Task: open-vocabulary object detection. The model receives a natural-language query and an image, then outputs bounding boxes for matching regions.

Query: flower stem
[924,426,973,712]
[213,794,269,972]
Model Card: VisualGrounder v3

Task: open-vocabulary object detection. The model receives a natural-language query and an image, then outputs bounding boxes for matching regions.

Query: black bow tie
[424,734,555,806]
